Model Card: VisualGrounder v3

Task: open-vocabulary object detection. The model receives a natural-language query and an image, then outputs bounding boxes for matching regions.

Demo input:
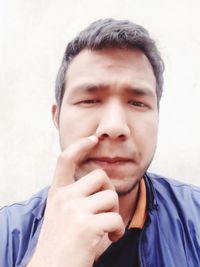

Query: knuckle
[114,213,123,225]
[107,189,118,201]
[92,169,110,185]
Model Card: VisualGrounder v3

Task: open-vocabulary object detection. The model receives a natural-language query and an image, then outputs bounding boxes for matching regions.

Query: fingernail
[88,135,98,142]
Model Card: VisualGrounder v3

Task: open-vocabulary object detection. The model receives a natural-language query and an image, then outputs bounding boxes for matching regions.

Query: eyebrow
[125,87,156,98]
[68,83,156,98]
[68,83,107,95]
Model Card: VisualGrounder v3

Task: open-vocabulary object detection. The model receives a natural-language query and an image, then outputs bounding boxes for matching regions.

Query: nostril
[98,133,126,141]
[98,133,109,140]
[118,134,127,141]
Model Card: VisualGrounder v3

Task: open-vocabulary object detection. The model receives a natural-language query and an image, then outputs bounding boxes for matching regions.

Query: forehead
[65,48,156,93]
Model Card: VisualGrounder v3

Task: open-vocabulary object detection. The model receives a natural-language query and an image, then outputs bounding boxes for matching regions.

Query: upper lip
[88,157,132,163]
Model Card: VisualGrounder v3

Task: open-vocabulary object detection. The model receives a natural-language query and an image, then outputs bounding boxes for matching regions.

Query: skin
[56,48,158,195]
[28,48,159,267]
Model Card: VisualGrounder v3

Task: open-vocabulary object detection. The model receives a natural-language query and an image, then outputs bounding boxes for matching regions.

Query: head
[55,18,164,109]
[52,18,164,195]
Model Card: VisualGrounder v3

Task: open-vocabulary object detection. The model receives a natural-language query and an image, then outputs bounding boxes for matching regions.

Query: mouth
[86,157,133,169]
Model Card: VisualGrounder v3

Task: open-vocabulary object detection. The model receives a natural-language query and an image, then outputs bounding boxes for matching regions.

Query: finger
[94,212,125,242]
[52,136,98,187]
[85,189,119,213]
[73,169,115,196]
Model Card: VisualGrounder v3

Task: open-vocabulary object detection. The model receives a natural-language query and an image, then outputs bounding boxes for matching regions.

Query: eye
[128,100,146,107]
[75,99,101,106]
[81,99,100,104]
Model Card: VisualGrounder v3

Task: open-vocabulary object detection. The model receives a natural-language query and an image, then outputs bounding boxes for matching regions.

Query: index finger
[52,136,98,187]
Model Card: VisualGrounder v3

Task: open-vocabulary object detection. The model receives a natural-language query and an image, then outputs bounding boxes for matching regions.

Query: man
[0,18,200,267]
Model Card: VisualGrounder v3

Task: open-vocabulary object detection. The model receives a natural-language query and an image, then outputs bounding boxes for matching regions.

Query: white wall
[0,0,200,207]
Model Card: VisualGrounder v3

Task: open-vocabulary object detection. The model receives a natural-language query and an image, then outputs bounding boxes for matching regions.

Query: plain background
[0,0,200,207]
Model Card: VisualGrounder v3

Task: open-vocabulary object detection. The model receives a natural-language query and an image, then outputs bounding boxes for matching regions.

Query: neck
[118,183,140,226]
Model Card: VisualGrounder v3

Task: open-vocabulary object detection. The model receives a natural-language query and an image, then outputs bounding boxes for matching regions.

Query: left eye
[128,100,146,107]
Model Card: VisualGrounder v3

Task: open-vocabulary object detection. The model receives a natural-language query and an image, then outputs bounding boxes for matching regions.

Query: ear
[51,104,59,129]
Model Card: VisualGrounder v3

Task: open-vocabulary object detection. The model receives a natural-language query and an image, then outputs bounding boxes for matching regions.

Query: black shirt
[93,227,141,267]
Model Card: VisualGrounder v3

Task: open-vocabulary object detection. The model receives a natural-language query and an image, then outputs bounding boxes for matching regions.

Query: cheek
[59,108,98,147]
[134,115,158,151]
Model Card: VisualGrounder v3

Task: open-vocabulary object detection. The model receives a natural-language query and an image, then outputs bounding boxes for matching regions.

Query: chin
[74,165,143,195]
[110,176,141,196]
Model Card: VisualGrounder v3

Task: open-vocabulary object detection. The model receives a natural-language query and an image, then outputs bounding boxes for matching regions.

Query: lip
[87,157,132,165]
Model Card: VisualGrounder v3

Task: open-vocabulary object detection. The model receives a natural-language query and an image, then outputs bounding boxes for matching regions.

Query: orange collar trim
[129,178,147,229]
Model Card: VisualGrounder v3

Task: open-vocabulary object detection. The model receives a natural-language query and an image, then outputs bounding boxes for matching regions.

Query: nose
[96,100,131,141]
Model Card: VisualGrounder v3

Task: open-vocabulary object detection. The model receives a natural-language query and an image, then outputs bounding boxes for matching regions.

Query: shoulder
[147,172,200,199]
[146,172,200,219]
[0,186,49,217]
[0,187,49,267]
[145,173,200,263]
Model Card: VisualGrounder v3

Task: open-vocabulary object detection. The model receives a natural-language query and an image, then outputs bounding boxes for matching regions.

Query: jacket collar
[144,172,159,212]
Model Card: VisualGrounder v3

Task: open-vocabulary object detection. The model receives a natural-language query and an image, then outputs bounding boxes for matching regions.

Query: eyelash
[81,99,100,104]
[128,100,146,107]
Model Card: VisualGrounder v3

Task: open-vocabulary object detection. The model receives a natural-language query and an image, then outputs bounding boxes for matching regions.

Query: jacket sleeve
[0,188,48,267]
[0,206,11,267]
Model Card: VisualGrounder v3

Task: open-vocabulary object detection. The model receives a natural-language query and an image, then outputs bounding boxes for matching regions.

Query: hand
[27,136,125,267]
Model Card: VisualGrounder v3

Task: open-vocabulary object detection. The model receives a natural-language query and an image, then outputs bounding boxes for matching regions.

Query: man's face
[52,48,158,195]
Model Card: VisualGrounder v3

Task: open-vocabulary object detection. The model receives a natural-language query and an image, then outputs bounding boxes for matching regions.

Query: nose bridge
[96,98,130,139]
[106,98,125,122]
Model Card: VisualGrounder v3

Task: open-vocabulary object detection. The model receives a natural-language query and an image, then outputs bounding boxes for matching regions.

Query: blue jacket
[0,173,200,267]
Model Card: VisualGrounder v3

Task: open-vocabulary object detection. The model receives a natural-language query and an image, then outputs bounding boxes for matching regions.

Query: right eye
[75,99,101,107]
[80,99,100,104]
